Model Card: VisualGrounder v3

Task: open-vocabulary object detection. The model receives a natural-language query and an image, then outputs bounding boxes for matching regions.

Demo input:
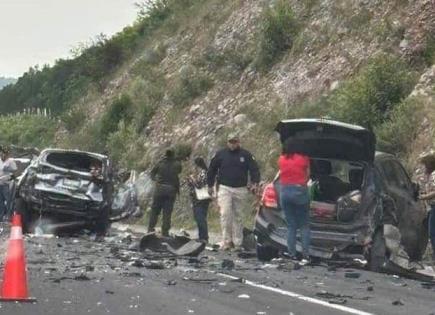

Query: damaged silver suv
[254,119,428,271]
[15,149,114,233]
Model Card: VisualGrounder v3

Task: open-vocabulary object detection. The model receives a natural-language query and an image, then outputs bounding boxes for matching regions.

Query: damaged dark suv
[254,119,428,270]
[16,149,114,233]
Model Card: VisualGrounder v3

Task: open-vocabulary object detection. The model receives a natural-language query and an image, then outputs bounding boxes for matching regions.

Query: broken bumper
[27,190,104,219]
[254,207,368,259]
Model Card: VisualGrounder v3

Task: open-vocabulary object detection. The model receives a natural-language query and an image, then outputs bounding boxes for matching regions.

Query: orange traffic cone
[0,212,36,302]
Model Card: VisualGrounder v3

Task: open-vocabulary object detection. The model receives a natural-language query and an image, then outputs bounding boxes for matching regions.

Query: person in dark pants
[0,147,17,221]
[90,160,112,241]
[278,138,311,263]
[187,157,211,243]
[148,149,182,236]
[418,151,435,265]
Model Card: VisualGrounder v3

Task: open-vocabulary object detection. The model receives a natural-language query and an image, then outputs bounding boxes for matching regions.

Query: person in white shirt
[0,147,17,221]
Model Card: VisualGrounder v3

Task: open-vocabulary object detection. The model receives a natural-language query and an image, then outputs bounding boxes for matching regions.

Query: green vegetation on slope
[0,0,202,116]
[0,115,58,148]
[243,53,421,170]
[0,0,431,168]
[254,0,300,71]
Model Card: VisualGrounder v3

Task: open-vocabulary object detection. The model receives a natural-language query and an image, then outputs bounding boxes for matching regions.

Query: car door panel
[376,158,424,255]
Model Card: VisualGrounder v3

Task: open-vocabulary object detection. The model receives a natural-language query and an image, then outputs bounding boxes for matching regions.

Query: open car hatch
[275,119,376,162]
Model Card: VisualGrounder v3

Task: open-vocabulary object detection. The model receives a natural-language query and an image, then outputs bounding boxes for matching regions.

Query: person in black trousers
[90,160,112,241]
[187,157,211,243]
[148,149,182,236]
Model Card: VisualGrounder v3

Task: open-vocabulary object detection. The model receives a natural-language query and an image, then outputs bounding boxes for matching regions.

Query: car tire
[15,197,33,233]
[256,242,279,261]
[369,229,388,272]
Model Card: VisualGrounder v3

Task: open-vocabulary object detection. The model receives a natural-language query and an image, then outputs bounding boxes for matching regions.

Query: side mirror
[412,182,420,200]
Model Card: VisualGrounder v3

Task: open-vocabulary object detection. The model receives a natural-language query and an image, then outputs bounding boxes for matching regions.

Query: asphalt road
[1,223,435,315]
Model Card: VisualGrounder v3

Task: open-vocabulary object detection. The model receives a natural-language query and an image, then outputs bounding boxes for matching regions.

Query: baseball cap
[227,133,240,142]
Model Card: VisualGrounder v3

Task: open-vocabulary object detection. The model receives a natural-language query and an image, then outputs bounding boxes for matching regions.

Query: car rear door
[376,157,422,253]
[376,158,415,219]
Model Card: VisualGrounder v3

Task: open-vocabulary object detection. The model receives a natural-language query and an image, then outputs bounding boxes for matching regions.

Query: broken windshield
[45,152,103,173]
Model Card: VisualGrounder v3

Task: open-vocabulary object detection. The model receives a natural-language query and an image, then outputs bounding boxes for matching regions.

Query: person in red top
[278,138,311,262]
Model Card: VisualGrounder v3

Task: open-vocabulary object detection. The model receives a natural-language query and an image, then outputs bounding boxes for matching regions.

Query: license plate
[63,178,80,188]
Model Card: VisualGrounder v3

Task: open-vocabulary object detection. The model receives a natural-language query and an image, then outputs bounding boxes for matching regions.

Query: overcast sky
[0,0,139,77]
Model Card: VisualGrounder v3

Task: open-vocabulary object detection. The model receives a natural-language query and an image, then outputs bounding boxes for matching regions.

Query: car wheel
[369,229,388,272]
[15,197,33,233]
[256,242,279,261]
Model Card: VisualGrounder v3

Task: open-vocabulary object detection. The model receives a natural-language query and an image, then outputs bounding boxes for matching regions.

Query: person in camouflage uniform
[417,150,435,264]
[148,149,182,237]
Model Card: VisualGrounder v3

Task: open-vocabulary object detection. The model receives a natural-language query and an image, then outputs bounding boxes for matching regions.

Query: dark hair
[165,149,175,159]
[422,157,435,174]
[194,157,208,171]
[1,146,10,155]
[282,138,305,156]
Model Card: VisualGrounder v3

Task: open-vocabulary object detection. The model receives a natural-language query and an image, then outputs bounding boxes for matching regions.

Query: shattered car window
[380,161,411,191]
[45,152,103,173]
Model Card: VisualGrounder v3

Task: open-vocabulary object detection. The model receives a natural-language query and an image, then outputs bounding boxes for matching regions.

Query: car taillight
[261,183,278,208]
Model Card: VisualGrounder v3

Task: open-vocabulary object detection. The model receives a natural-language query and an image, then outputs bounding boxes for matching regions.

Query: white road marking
[10,226,22,240]
[217,273,376,315]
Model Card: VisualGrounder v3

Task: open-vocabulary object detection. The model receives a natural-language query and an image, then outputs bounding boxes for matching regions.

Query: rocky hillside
[2,0,435,178]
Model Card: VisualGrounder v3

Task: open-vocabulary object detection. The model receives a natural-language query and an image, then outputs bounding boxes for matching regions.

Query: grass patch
[106,122,148,169]
[254,0,300,71]
[376,96,425,157]
[422,34,435,66]
[100,94,134,137]
[200,48,253,73]
[127,74,164,132]
[326,54,417,128]
[169,66,214,107]
[0,115,58,148]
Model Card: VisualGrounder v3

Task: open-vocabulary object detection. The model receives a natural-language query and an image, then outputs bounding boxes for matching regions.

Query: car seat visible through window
[348,168,363,191]
[312,160,350,202]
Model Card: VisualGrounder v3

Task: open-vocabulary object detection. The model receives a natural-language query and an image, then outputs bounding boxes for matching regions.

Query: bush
[170,67,213,107]
[202,48,253,73]
[174,142,192,161]
[128,75,163,132]
[59,121,105,153]
[422,34,435,65]
[106,122,147,169]
[254,0,299,71]
[376,97,425,156]
[0,115,58,148]
[326,54,417,128]
[100,94,134,137]
[135,101,157,132]
[0,0,179,117]
[61,106,87,132]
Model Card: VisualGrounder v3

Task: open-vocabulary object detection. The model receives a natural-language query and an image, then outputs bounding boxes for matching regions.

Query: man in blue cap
[207,133,260,250]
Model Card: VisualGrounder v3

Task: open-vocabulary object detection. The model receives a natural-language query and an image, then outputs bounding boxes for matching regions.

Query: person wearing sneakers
[0,147,17,221]
[207,133,260,250]
[278,138,311,264]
